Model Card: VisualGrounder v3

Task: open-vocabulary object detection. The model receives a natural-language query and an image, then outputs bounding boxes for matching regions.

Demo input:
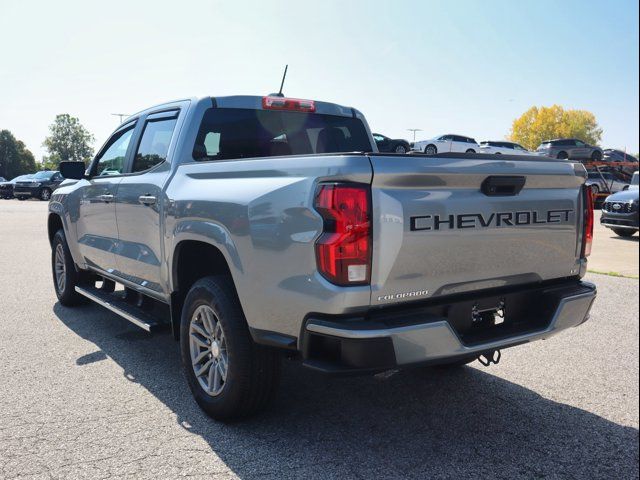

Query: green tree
[42,114,95,167]
[509,105,603,151]
[0,130,37,179]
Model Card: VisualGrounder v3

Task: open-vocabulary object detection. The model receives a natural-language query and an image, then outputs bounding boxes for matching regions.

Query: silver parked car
[585,172,628,194]
[536,138,603,160]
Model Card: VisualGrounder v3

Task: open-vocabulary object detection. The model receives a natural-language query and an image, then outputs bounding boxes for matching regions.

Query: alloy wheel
[189,305,228,396]
[54,243,66,293]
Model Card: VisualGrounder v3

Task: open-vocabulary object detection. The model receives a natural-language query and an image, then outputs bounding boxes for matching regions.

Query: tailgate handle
[481,176,526,196]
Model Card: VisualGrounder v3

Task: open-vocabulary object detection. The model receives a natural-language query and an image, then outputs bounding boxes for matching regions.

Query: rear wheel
[557,151,569,160]
[394,144,407,154]
[465,149,476,154]
[51,229,86,306]
[425,144,437,155]
[613,228,636,238]
[180,276,281,420]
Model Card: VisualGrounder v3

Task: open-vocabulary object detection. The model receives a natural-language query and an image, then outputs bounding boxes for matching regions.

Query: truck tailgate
[369,154,586,306]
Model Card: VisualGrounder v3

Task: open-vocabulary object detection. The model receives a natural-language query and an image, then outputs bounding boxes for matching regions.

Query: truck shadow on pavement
[54,303,638,479]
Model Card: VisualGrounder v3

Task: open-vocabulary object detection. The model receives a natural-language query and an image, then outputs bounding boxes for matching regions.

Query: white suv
[413,134,479,155]
[479,141,531,156]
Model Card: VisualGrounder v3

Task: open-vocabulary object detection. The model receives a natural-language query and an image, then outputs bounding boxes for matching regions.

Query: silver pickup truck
[49,95,597,420]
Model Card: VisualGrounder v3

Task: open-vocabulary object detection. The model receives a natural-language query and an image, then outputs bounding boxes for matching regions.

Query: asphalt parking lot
[0,200,638,480]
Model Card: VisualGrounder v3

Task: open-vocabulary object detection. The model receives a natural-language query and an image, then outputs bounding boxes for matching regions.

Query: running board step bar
[75,285,168,332]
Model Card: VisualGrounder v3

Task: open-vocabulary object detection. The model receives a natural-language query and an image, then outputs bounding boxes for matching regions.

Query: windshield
[632,173,639,186]
[33,171,55,180]
[538,143,551,149]
[194,108,372,160]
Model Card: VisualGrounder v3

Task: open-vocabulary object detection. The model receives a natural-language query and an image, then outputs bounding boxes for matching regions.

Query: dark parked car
[603,149,638,163]
[536,138,603,160]
[13,171,64,201]
[600,189,639,237]
[0,174,34,199]
[372,133,411,154]
[603,149,639,176]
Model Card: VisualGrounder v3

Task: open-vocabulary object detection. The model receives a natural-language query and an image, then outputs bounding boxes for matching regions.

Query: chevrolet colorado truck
[49,95,597,420]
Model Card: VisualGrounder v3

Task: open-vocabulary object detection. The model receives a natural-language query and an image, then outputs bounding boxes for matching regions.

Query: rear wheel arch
[171,240,239,339]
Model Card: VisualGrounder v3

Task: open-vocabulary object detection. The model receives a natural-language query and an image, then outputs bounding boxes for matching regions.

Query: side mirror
[59,161,86,180]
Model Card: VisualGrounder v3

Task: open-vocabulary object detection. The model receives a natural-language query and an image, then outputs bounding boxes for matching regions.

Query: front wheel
[557,151,569,160]
[40,188,52,201]
[613,228,636,238]
[180,276,281,420]
[424,144,437,155]
[591,150,603,161]
[465,149,476,154]
[51,229,86,306]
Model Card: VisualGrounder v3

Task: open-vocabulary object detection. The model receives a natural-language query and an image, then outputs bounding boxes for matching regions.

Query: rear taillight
[262,96,315,112]
[314,184,371,286]
[581,184,594,257]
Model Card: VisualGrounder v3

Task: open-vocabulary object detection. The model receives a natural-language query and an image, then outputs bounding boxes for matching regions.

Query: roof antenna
[271,65,288,97]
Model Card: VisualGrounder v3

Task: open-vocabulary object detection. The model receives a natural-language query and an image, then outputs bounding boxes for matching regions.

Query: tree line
[0,114,94,179]
[0,105,631,181]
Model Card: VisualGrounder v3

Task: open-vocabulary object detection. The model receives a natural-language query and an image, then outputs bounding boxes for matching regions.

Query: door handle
[99,194,114,203]
[138,194,157,206]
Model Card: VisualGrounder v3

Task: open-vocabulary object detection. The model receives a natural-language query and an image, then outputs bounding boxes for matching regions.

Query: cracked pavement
[0,201,638,479]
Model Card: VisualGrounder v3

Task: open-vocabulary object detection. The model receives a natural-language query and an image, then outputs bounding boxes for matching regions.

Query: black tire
[180,276,281,421]
[465,149,476,154]
[51,229,87,306]
[557,151,569,160]
[40,188,52,201]
[613,228,636,238]
[591,150,603,161]
[424,144,437,155]
[495,152,502,155]
[590,184,600,195]
[17,197,26,201]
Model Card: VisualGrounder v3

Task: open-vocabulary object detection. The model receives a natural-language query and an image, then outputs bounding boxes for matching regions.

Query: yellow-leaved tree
[509,105,603,151]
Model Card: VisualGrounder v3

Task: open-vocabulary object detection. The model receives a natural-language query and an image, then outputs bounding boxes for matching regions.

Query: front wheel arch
[48,213,64,246]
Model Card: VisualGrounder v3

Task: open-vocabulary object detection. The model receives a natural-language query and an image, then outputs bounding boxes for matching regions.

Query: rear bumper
[302,280,596,373]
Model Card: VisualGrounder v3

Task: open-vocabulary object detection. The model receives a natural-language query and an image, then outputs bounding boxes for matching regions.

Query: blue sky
[0,0,638,161]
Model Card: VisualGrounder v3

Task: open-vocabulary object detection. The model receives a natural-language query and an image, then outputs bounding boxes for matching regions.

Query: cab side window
[94,125,135,176]
[132,116,178,173]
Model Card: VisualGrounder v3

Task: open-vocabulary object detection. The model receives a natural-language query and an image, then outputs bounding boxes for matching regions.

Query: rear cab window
[193,108,371,161]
